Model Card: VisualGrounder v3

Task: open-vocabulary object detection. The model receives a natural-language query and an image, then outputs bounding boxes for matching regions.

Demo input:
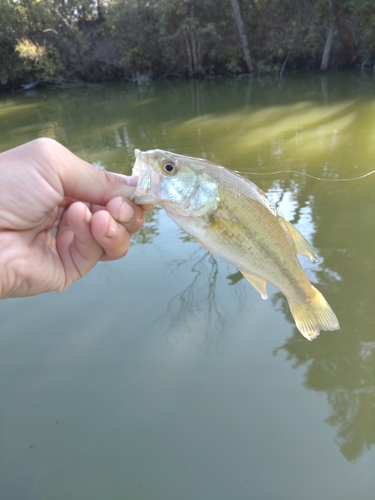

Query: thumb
[37,138,136,204]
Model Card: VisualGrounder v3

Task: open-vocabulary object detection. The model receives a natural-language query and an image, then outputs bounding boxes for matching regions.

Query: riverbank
[1,0,374,92]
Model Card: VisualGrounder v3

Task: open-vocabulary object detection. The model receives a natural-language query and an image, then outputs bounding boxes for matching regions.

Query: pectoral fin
[241,271,268,300]
[208,217,245,238]
[283,219,319,262]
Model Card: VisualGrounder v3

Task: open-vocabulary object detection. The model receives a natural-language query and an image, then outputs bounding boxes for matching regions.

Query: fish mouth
[130,149,160,204]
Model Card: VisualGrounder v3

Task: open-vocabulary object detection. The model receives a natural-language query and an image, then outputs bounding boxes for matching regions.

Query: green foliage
[16,38,63,73]
[1,0,375,90]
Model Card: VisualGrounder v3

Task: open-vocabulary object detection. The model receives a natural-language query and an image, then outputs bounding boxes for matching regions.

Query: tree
[330,0,358,65]
[229,0,253,72]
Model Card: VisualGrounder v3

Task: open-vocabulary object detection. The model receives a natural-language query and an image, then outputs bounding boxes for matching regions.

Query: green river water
[0,73,375,499]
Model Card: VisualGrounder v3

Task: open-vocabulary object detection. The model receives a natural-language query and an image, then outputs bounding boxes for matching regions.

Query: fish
[130,149,339,340]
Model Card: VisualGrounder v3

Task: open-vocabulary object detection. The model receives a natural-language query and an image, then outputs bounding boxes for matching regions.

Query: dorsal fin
[282,219,319,262]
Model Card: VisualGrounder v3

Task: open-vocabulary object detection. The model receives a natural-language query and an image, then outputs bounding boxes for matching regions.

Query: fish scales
[131,149,339,340]
[184,167,311,302]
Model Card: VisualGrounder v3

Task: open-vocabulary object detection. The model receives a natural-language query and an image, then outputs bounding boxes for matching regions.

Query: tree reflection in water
[127,87,375,463]
[274,300,375,462]
[132,173,375,463]
[156,247,248,354]
[131,206,161,245]
[271,175,375,463]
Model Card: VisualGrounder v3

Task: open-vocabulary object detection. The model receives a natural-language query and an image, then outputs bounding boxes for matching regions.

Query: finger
[31,138,137,205]
[139,203,155,212]
[105,197,145,235]
[60,202,104,280]
[90,210,131,260]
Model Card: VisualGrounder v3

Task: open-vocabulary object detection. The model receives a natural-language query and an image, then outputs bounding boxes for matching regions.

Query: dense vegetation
[1,0,374,90]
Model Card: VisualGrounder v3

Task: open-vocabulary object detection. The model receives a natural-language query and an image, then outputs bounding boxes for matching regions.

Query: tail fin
[288,287,340,341]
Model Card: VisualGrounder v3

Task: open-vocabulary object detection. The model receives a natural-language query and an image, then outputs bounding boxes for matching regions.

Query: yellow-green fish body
[131,149,339,340]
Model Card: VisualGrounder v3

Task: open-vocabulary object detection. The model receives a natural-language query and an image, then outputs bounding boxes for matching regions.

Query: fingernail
[83,205,92,224]
[124,175,138,187]
[118,200,135,224]
[113,173,138,187]
[105,218,118,238]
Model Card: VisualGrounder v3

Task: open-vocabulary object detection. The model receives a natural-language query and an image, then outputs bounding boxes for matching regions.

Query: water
[1,73,375,499]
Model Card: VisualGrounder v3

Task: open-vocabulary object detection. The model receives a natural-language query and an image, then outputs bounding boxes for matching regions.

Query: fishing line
[234,169,375,182]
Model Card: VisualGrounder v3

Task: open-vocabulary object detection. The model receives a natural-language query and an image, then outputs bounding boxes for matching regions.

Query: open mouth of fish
[131,149,161,204]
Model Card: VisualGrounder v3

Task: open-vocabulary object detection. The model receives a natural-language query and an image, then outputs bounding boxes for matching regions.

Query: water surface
[1,73,375,499]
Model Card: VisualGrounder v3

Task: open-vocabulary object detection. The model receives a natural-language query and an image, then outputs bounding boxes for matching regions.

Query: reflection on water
[157,248,248,353]
[272,172,375,463]
[275,325,375,463]
[177,100,359,167]
[1,73,375,498]
[131,122,375,464]
[132,209,249,353]
[131,206,161,245]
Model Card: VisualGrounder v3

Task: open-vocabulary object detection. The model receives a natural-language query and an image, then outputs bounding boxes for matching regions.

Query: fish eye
[163,162,176,174]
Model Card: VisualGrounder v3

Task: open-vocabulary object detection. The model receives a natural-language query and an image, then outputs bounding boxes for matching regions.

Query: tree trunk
[190,31,198,73]
[229,0,254,72]
[320,22,335,70]
[189,2,199,73]
[330,0,358,65]
[301,0,325,40]
[279,50,291,77]
[185,36,193,75]
[97,0,105,21]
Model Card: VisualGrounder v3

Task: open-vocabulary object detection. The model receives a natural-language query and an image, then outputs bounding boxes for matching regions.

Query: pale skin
[0,138,150,299]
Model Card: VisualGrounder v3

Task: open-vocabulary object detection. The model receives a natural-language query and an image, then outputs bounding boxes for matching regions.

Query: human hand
[0,138,147,298]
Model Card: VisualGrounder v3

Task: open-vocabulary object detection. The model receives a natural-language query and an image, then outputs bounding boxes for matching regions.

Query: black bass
[131,149,339,340]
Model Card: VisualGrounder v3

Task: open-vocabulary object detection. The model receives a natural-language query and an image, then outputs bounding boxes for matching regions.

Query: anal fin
[241,271,268,300]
